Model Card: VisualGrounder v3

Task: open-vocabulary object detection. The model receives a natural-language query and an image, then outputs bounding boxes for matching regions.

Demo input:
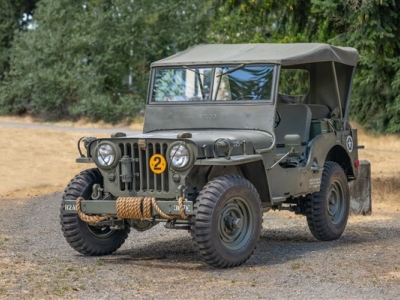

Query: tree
[210,0,317,43]
[5,0,398,132]
[212,0,400,133]
[333,0,400,133]
[0,0,39,81]
[0,0,213,122]
[1,0,136,121]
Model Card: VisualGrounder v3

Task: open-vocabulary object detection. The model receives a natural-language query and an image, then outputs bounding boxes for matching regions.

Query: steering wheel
[275,109,281,128]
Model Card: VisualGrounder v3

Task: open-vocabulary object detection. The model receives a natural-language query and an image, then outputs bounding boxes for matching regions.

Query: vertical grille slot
[145,142,152,192]
[132,142,140,192]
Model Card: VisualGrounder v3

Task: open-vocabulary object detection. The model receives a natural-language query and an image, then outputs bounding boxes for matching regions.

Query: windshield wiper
[183,66,204,76]
[216,64,245,77]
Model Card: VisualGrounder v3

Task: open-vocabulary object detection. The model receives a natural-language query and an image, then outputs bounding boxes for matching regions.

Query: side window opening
[278,69,310,104]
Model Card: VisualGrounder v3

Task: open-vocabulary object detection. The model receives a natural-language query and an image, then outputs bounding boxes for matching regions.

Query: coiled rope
[76,196,188,224]
[76,197,113,223]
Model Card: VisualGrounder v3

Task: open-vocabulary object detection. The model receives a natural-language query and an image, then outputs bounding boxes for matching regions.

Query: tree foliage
[0,0,211,122]
[0,0,38,80]
[1,0,400,133]
[333,0,400,133]
[211,0,400,133]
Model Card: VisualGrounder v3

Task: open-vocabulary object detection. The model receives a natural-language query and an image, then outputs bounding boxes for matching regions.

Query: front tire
[191,175,262,268]
[306,162,350,241]
[60,168,130,255]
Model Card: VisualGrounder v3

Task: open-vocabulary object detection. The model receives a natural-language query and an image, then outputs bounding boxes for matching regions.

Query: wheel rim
[86,223,115,238]
[218,196,253,250]
[82,187,115,239]
[327,180,345,225]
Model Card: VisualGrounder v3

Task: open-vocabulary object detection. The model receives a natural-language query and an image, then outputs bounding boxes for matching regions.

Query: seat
[278,93,305,104]
[307,104,330,119]
[275,104,312,149]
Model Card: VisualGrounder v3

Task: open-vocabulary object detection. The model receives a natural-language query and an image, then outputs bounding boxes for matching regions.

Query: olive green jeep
[61,43,361,268]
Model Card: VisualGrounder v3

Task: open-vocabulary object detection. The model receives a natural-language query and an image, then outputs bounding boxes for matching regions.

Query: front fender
[193,155,272,205]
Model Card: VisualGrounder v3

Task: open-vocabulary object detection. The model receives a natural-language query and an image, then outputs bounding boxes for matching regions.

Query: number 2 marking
[153,156,162,170]
[149,154,167,174]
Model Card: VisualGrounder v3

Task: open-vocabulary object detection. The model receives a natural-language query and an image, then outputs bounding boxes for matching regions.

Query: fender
[194,155,272,205]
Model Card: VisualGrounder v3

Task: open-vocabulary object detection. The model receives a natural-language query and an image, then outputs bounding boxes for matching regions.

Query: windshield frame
[148,64,278,105]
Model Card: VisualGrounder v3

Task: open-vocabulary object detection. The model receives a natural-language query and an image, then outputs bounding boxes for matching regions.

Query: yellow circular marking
[149,154,167,174]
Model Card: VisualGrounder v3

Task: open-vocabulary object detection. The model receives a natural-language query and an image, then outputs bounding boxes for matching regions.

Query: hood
[126,129,274,155]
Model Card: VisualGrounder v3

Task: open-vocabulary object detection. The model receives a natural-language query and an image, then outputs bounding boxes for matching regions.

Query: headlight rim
[93,141,120,169]
[168,142,194,171]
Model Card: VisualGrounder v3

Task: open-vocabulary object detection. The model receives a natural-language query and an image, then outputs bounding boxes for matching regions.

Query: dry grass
[355,124,400,207]
[0,115,144,131]
[357,124,400,178]
[0,116,144,199]
[1,118,400,209]
[0,126,108,199]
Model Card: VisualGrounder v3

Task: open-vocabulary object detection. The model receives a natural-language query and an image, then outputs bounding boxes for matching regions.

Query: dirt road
[1,192,399,299]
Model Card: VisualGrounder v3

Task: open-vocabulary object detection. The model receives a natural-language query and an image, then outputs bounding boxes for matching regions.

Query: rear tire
[306,162,350,241]
[60,168,130,255]
[191,175,262,268]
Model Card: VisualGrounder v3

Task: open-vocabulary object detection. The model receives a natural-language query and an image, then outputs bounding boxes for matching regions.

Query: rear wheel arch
[325,145,353,179]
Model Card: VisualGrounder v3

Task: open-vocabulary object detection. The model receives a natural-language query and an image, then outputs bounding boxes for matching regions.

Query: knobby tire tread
[60,168,130,256]
[191,175,262,268]
[306,162,349,241]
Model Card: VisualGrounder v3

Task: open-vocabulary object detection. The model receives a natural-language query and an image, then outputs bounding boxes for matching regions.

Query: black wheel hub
[327,181,344,225]
[224,215,243,231]
[218,197,252,250]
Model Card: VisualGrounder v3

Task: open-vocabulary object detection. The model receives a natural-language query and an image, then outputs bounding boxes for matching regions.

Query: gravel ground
[1,192,399,299]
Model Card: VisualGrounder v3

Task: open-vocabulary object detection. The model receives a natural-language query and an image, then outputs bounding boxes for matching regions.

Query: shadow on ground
[90,216,399,270]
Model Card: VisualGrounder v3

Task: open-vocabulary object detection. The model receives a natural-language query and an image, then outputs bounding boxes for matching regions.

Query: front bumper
[62,198,194,217]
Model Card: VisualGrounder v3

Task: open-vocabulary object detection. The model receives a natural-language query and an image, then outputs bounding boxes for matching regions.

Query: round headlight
[170,145,190,168]
[97,144,115,166]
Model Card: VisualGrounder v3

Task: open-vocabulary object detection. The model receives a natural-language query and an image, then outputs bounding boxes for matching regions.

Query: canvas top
[151,43,359,67]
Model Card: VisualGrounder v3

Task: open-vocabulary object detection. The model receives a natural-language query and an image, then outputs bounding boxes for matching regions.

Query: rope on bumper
[116,197,156,219]
[116,197,188,220]
[76,197,113,223]
[76,196,188,224]
[177,197,188,220]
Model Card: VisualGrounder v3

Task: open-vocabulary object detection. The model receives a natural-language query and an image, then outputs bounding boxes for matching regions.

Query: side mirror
[284,134,301,156]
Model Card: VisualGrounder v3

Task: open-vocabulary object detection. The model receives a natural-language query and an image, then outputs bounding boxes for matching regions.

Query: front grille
[117,141,169,194]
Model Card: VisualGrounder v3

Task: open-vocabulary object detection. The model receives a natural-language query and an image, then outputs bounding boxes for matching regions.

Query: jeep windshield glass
[151,65,274,102]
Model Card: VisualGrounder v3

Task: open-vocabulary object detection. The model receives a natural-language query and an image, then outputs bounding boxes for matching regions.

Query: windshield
[151,65,275,102]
